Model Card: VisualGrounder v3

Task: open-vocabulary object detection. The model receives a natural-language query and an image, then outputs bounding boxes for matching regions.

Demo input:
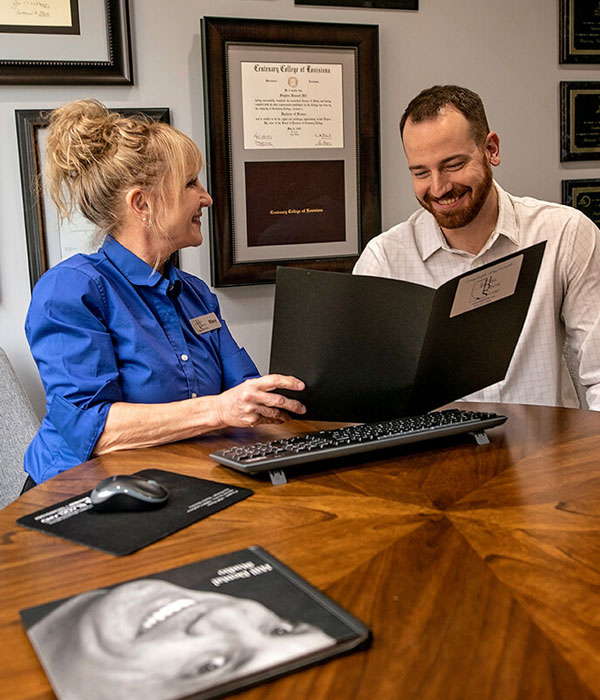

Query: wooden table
[2,403,600,699]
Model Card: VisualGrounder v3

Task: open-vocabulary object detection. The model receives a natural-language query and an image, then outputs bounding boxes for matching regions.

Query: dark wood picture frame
[560,81,600,161]
[562,178,600,228]
[0,0,132,84]
[295,0,417,8]
[201,16,381,287]
[16,107,172,291]
[560,0,600,64]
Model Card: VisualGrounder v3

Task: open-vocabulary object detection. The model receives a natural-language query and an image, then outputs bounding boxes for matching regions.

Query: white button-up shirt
[353,182,600,410]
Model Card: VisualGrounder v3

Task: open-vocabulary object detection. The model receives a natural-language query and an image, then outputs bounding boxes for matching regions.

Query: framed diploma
[562,178,600,227]
[560,81,600,161]
[201,17,381,286]
[295,0,417,7]
[0,0,132,84]
[16,107,173,291]
[560,0,600,63]
[0,0,80,34]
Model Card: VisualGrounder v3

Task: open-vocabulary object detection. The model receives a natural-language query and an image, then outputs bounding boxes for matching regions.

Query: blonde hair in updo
[45,99,203,243]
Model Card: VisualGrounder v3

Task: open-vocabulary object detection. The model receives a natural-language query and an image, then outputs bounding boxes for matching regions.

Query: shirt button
[181,354,189,362]
[191,392,198,398]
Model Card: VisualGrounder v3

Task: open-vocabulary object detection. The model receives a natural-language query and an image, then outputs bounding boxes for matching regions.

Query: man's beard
[419,160,493,230]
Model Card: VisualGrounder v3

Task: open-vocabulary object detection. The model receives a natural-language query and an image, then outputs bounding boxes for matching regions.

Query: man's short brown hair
[400,85,490,146]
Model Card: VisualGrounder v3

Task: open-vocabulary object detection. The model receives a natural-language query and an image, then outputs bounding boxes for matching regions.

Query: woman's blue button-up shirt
[24,236,259,483]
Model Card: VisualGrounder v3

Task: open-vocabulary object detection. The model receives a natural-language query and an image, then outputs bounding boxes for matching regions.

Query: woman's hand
[211,374,306,428]
[94,375,307,456]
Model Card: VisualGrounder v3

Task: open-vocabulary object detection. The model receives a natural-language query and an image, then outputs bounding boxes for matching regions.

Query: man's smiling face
[403,106,495,231]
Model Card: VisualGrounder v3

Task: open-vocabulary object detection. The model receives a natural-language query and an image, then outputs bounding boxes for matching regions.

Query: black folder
[269,241,545,422]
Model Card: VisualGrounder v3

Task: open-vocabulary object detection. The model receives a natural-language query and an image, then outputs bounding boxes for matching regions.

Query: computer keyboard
[210,409,507,483]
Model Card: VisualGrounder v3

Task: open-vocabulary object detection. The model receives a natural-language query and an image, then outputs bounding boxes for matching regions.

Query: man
[354,85,600,410]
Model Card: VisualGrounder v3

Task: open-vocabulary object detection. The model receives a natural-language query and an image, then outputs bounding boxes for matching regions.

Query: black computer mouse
[90,474,169,512]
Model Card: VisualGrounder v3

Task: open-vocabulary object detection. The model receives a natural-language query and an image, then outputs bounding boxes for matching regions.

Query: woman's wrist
[192,394,227,432]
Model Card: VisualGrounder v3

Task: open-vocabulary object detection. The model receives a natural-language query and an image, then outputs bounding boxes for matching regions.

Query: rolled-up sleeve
[561,213,600,410]
[26,267,123,462]
[216,319,260,390]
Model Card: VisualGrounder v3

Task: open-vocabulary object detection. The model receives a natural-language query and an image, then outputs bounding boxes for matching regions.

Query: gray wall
[1,0,599,416]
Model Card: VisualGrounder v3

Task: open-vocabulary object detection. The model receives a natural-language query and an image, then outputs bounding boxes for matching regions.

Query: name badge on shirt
[190,312,222,334]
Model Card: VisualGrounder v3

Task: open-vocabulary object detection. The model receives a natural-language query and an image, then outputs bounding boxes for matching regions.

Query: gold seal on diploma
[288,76,298,87]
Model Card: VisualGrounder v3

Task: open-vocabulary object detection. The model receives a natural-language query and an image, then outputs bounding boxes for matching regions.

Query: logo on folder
[450,254,524,318]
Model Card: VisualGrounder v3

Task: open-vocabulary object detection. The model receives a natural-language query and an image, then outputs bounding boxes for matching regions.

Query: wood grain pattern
[1,403,599,699]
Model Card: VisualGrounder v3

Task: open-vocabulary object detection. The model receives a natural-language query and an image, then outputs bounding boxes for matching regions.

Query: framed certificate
[560,0,600,63]
[0,0,132,85]
[562,178,600,227]
[560,81,600,161]
[0,0,80,35]
[201,17,381,286]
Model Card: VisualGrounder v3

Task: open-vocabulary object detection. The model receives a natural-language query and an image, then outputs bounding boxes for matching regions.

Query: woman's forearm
[92,374,306,456]
[93,397,224,455]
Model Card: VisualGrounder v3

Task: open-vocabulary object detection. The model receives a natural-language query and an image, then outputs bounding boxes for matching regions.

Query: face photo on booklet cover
[21,547,369,700]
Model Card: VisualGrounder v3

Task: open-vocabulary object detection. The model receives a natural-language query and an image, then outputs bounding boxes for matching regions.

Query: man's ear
[485,132,501,167]
[125,188,150,218]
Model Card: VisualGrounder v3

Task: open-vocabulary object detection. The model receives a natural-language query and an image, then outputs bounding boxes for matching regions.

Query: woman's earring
[142,216,153,229]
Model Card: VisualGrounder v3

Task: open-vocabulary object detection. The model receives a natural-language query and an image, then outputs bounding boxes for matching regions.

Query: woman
[24,100,305,485]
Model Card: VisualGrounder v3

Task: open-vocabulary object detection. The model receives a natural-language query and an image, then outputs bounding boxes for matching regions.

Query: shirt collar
[417,215,447,261]
[493,181,519,246]
[417,180,519,261]
[101,235,167,289]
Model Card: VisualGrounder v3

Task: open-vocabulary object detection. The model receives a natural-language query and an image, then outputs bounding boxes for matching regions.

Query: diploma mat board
[20,546,370,700]
[269,242,546,423]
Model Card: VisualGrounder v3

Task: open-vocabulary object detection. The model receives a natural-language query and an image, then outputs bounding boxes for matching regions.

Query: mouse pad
[16,469,253,556]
